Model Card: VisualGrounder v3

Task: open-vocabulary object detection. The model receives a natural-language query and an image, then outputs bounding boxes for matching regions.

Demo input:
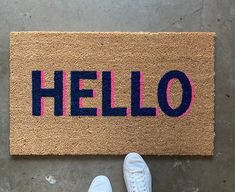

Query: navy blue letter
[131,72,156,116]
[157,70,193,117]
[32,71,63,116]
[102,71,127,116]
[71,71,97,116]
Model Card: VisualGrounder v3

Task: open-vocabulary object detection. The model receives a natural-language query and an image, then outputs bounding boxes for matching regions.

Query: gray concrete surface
[0,0,234,191]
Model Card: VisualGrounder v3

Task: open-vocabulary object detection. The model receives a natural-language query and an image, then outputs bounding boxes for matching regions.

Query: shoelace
[130,171,147,192]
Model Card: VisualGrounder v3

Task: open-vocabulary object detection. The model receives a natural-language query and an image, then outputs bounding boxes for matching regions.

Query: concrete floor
[0,0,234,191]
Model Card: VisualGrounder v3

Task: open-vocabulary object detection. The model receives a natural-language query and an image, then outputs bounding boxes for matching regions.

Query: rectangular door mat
[10,32,215,155]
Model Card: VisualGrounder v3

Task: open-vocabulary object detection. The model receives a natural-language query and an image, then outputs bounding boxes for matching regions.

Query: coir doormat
[10,32,215,155]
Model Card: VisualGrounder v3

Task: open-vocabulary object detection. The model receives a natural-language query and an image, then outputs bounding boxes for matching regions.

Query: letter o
[157,70,193,117]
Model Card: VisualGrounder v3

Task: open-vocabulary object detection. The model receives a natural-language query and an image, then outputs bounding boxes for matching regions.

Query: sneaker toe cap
[88,175,112,192]
[124,152,147,171]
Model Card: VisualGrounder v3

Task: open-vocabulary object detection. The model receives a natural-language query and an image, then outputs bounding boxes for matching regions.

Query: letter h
[32,71,64,116]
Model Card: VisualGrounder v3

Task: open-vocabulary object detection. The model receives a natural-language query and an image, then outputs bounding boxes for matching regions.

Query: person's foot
[88,175,112,192]
[123,152,152,192]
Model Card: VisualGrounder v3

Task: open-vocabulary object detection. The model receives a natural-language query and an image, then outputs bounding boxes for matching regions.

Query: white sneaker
[88,175,112,192]
[123,153,152,192]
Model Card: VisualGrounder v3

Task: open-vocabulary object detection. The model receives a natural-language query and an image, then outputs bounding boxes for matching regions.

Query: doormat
[10,32,215,155]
